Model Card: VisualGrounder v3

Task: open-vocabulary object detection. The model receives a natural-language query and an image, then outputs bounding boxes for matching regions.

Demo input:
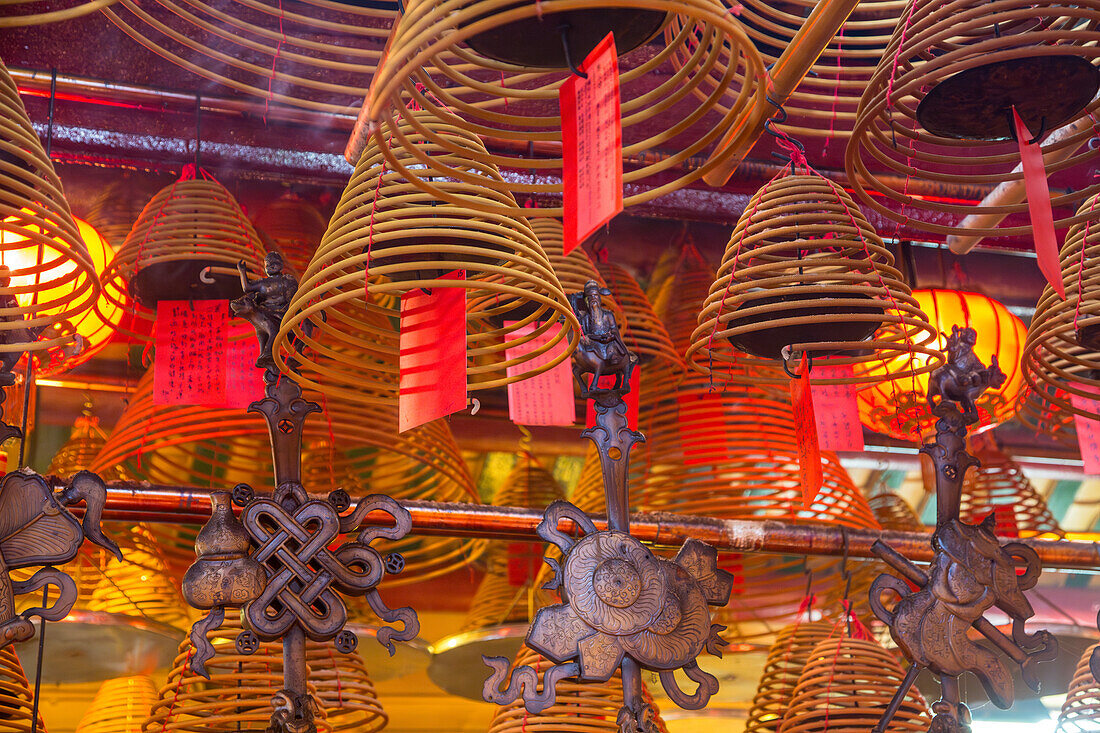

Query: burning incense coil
[744,620,842,733]
[75,675,159,733]
[1055,643,1100,733]
[0,646,48,733]
[868,492,923,533]
[961,436,1064,538]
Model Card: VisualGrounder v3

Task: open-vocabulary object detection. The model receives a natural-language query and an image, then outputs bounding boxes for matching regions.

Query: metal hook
[198,266,216,284]
[469,397,481,416]
[559,25,588,79]
[1006,109,1046,145]
[780,345,812,378]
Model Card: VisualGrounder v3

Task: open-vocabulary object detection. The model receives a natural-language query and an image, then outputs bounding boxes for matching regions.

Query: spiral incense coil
[0,56,99,363]
[1055,643,1100,733]
[961,437,1064,538]
[1016,384,1077,447]
[595,260,682,373]
[91,369,486,584]
[100,0,393,114]
[0,646,47,733]
[84,172,145,248]
[0,0,117,27]
[98,170,267,343]
[688,173,940,386]
[364,0,767,218]
[1025,193,1100,421]
[778,636,931,733]
[304,644,387,733]
[868,492,923,533]
[145,617,333,733]
[75,676,159,733]
[668,0,906,144]
[273,112,578,402]
[252,191,329,277]
[845,0,1100,238]
[86,525,191,629]
[744,620,842,733]
[47,408,110,478]
[486,644,670,733]
[571,445,606,516]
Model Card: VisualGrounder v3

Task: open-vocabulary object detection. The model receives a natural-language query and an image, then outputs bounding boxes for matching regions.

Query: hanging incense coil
[304,644,387,733]
[845,0,1100,238]
[1055,643,1100,733]
[778,635,931,733]
[100,1,393,114]
[0,646,47,733]
[363,0,767,218]
[0,0,116,27]
[571,445,606,515]
[668,0,906,144]
[744,620,841,733]
[596,259,682,372]
[274,112,578,403]
[688,173,940,385]
[0,56,99,366]
[961,436,1064,538]
[47,405,111,478]
[1025,192,1100,422]
[91,369,486,584]
[868,492,923,533]
[252,191,328,277]
[1016,384,1077,447]
[98,170,268,343]
[486,644,670,733]
[84,172,145,249]
[529,217,624,333]
[75,676,159,733]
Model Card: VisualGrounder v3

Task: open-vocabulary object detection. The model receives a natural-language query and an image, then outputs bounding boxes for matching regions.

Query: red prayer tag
[504,322,575,427]
[809,364,863,452]
[218,321,266,409]
[585,370,640,429]
[676,391,730,466]
[560,33,622,254]
[506,542,544,587]
[1012,107,1065,300]
[1071,392,1100,475]
[789,353,823,508]
[154,300,227,406]
[399,271,467,433]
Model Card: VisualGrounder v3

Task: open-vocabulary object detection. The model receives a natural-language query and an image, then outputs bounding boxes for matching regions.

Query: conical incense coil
[1055,642,1100,733]
[98,169,267,343]
[1016,384,1077,448]
[845,0,1100,238]
[363,0,767,218]
[304,643,387,733]
[745,620,841,733]
[47,408,110,479]
[91,369,486,584]
[0,645,47,733]
[961,437,1064,538]
[274,112,578,404]
[778,636,931,733]
[0,55,99,364]
[144,617,332,733]
[868,492,923,533]
[75,676,158,733]
[85,524,191,629]
[100,1,393,114]
[667,0,906,144]
[486,644,670,733]
[1025,192,1100,422]
[595,259,682,373]
[688,173,940,386]
[84,172,145,248]
[252,191,328,277]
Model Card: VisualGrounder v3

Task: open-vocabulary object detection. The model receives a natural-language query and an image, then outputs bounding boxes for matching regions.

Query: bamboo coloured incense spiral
[91,369,486,584]
[778,636,931,733]
[845,0,1100,238]
[1025,192,1100,421]
[868,492,923,533]
[100,0,394,114]
[253,191,329,277]
[0,646,48,733]
[961,436,1064,538]
[47,404,111,479]
[1055,643,1100,733]
[274,111,579,404]
[75,676,159,733]
[98,168,267,343]
[688,173,941,386]
[744,620,841,733]
[0,55,99,367]
[362,0,768,217]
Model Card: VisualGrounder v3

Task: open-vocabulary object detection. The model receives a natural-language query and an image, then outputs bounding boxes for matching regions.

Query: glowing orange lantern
[857,289,1026,441]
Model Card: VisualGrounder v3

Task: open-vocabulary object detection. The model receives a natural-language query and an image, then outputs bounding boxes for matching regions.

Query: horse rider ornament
[483,280,733,732]
[183,252,419,733]
[869,325,1057,733]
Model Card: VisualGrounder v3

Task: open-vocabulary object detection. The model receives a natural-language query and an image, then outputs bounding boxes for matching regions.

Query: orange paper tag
[809,364,863,452]
[789,353,823,508]
[399,271,467,433]
[1012,107,1065,300]
[504,322,575,426]
[560,32,622,254]
[585,370,640,429]
[1071,392,1100,475]
[154,300,227,406]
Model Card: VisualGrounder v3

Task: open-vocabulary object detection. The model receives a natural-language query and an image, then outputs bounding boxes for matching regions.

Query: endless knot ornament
[869,326,1056,733]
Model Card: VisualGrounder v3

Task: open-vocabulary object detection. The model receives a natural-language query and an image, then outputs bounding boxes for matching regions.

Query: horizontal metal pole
[57,480,1100,571]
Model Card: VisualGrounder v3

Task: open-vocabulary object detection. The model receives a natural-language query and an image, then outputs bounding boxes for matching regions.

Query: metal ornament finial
[868,325,1055,733]
[482,280,732,730]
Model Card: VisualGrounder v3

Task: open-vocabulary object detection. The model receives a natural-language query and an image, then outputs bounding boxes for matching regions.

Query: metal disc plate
[427,623,529,699]
[916,55,1100,141]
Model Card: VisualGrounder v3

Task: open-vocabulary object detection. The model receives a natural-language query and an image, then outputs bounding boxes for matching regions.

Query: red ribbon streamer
[789,352,823,509]
[1012,107,1065,300]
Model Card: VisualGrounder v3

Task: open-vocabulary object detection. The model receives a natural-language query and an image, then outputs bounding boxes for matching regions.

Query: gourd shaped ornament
[483,279,733,731]
[868,325,1057,733]
[182,252,419,733]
